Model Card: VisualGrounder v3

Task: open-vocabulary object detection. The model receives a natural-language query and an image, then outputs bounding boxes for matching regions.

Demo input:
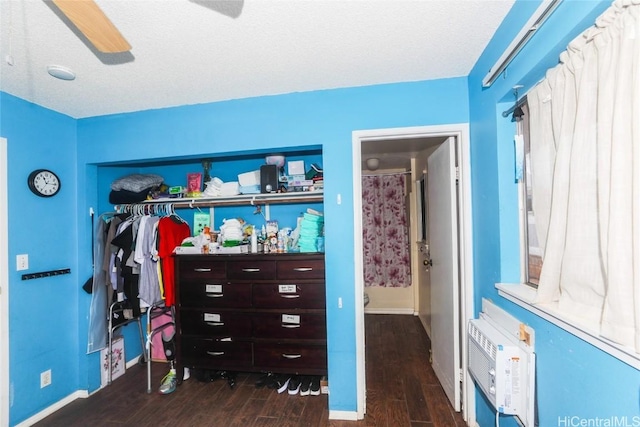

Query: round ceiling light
[366,158,380,170]
[47,65,76,81]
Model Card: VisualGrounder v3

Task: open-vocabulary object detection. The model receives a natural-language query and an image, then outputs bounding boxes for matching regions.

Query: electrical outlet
[40,370,51,388]
[16,254,28,271]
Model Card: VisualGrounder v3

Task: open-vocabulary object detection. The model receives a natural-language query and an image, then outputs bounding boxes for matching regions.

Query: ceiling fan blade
[189,0,244,18]
[51,0,131,53]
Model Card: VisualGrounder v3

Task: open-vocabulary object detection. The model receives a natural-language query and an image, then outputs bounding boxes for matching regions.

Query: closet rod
[363,171,412,177]
[502,94,528,118]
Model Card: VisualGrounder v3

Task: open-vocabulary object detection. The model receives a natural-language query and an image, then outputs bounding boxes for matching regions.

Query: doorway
[351,124,475,424]
[1,136,9,427]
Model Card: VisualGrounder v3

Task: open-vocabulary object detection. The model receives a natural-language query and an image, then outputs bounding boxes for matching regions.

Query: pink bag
[151,312,174,362]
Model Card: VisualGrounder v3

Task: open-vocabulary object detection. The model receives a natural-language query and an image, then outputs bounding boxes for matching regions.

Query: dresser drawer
[180,282,251,308]
[252,313,326,340]
[181,337,252,368]
[277,259,325,280]
[252,283,325,309]
[179,309,251,337]
[254,343,327,372]
[178,259,226,280]
[227,260,276,280]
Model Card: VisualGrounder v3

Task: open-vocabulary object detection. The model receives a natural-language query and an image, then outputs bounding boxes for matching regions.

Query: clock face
[28,169,60,197]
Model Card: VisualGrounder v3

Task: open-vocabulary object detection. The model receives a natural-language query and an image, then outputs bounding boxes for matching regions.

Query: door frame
[351,124,475,424]
[1,137,9,427]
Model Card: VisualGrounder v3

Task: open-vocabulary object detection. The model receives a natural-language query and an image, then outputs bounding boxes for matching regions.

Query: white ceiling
[0,0,514,120]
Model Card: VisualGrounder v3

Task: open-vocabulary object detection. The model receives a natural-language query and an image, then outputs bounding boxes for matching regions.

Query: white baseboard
[15,390,88,427]
[126,355,142,369]
[364,308,414,315]
[16,353,144,426]
[328,410,359,421]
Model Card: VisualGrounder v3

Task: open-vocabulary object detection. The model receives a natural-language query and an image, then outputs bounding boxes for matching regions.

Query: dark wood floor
[34,315,466,427]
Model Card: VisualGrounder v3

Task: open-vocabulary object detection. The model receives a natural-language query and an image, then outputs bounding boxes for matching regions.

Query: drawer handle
[194,268,212,272]
[206,351,225,356]
[293,267,313,272]
[206,293,224,298]
[282,353,302,359]
[280,294,300,299]
[242,268,261,272]
[281,323,301,329]
[206,322,225,327]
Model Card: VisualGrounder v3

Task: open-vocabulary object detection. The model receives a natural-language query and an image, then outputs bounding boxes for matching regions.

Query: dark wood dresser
[174,253,327,377]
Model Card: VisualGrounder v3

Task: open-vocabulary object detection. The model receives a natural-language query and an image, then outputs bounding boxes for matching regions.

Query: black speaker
[260,165,278,193]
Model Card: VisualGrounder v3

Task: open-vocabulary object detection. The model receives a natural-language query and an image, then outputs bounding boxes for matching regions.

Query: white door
[428,137,461,411]
[0,137,8,427]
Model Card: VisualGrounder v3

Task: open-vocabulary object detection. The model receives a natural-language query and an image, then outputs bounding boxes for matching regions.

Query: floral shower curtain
[362,173,411,287]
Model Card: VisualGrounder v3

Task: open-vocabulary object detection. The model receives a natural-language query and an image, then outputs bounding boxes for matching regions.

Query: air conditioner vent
[468,321,497,360]
[468,316,535,427]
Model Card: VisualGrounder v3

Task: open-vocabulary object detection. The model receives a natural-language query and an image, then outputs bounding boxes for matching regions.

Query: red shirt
[157,217,191,306]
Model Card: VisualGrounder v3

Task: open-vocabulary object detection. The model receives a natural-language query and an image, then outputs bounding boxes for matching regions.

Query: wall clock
[28,169,61,197]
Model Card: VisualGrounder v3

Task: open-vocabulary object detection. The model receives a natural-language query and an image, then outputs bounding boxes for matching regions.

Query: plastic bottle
[202,226,211,254]
[251,229,258,253]
[277,232,284,253]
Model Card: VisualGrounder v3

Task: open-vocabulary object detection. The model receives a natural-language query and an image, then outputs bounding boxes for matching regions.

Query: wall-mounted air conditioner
[468,299,536,427]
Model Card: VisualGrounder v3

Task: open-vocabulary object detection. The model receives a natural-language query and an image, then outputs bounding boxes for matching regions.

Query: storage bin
[238,170,260,187]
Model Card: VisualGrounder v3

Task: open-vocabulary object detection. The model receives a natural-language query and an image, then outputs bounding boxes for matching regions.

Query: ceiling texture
[1,0,514,120]
[1,0,514,171]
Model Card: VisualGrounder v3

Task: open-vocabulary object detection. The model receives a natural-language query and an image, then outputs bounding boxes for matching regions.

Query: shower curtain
[362,173,411,287]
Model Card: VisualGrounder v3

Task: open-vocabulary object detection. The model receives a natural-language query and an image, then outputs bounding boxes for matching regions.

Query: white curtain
[529,0,640,352]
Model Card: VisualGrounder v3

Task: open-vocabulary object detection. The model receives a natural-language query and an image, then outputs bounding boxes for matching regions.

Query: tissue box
[100,336,125,385]
[215,245,249,254]
[174,246,202,254]
[238,170,260,187]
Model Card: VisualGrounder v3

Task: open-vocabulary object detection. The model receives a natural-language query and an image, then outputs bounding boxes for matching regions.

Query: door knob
[423,259,433,267]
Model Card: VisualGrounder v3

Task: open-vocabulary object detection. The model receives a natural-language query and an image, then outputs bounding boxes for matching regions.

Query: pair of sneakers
[275,375,302,395]
[289,375,321,396]
[254,373,321,396]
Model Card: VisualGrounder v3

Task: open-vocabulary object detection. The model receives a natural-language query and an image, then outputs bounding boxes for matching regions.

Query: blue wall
[2,77,469,424]
[6,1,639,423]
[468,1,640,426]
[77,79,470,414]
[0,93,81,425]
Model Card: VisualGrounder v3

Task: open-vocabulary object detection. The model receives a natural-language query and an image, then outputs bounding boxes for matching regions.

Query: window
[499,0,640,369]
[519,103,541,287]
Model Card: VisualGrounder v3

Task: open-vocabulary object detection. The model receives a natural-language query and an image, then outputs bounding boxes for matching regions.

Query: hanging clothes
[135,215,162,306]
[111,218,142,318]
[87,207,191,354]
[157,216,191,306]
[87,212,114,354]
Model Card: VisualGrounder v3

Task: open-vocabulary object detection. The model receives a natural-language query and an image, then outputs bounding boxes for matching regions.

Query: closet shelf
[137,190,323,209]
